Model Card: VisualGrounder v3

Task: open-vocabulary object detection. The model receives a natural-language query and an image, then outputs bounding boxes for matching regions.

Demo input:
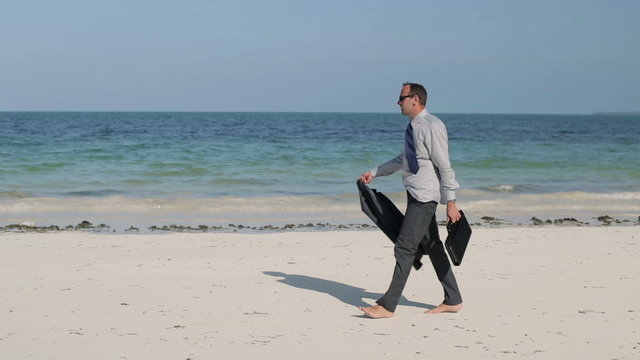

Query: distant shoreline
[2,214,638,234]
[4,110,638,116]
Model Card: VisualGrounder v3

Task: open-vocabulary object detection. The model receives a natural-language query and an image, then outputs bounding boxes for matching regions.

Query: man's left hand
[446,201,461,223]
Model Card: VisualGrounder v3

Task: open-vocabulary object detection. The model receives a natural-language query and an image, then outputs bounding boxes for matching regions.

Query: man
[358,82,463,318]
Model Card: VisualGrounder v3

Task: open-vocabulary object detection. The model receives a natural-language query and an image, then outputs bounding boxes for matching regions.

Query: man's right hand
[359,171,374,184]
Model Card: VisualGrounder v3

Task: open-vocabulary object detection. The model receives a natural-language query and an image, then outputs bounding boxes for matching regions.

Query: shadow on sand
[263,271,434,310]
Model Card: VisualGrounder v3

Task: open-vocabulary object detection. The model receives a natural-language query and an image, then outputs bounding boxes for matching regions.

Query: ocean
[1,112,639,230]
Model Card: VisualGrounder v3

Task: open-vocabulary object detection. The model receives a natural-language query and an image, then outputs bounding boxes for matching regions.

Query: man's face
[397,85,416,116]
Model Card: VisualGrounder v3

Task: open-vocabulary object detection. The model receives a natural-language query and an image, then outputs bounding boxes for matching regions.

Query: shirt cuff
[369,168,378,177]
[445,190,456,203]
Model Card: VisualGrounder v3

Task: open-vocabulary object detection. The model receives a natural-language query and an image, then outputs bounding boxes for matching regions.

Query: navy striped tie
[405,124,419,174]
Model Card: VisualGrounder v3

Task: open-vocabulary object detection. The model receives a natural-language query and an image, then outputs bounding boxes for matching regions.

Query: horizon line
[2,110,633,116]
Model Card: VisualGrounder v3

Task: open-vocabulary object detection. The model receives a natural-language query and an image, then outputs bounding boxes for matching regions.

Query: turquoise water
[2,112,639,197]
[1,112,639,228]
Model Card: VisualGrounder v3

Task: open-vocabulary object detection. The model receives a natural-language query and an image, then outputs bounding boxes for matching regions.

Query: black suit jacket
[356,180,425,270]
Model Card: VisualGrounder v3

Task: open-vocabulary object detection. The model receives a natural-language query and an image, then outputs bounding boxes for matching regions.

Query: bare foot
[358,305,394,318]
[425,303,462,314]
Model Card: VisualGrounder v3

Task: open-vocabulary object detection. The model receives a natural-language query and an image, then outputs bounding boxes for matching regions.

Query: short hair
[403,82,427,106]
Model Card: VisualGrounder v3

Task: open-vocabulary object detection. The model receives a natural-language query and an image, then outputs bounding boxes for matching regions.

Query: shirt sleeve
[370,153,403,178]
[422,122,459,202]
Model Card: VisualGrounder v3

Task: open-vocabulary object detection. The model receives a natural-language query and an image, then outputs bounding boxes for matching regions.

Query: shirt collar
[410,108,428,124]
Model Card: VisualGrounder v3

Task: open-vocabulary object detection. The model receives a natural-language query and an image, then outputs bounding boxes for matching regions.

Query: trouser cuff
[443,296,463,306]
[376,298,396,313]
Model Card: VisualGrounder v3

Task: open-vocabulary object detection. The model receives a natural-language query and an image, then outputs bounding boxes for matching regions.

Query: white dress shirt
[370,108,459,204]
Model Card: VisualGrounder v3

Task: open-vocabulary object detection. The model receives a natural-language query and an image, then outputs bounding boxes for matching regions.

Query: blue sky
[1,1,638,114]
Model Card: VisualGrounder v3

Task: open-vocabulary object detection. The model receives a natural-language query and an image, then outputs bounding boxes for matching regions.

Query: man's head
[397,82,427,118]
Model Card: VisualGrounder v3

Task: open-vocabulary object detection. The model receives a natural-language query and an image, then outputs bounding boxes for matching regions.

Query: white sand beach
[1,226,638,359]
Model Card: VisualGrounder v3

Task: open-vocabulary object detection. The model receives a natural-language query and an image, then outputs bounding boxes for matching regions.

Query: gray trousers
[376,192,463,312]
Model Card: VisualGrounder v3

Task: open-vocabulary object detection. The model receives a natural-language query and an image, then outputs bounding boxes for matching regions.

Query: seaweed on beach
[145,222,376,232]
[552,217,588,226]
[480,216,511,226]
[530,217,589,226]
[73,220,111,230]
[3,215,638,234]
[530,217,545,225]
[594,215,632,226]
[0,220,112,233]
[0,224,62,232]
[148,224,209,232]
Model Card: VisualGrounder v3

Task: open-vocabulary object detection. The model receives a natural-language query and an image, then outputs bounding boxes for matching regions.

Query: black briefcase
[445,210,472,266]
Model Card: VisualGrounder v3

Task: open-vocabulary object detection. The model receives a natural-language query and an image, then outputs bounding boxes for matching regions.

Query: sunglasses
[398,94,415,102]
